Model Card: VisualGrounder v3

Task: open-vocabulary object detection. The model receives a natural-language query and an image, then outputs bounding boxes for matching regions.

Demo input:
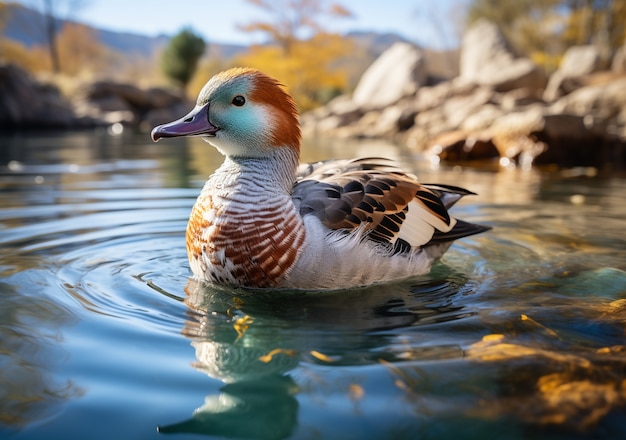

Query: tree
[43,0,60,72]
[239,0,352,55]
[467,0,561,54]
[23,0,91,73]
[0,2,7,30]
[561,0,626,60]
[467,0,626,70]
[161,28,206,92]
[235,0,355,110]
[56,22,107,76]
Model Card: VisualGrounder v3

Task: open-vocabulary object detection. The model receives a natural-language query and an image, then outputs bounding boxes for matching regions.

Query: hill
[1,3,416,61]
[2,3,175,57]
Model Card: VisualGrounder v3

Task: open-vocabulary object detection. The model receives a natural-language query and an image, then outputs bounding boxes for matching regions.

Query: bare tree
[17,0,91,73]
[239,0,353,55]
[43,0,60,72]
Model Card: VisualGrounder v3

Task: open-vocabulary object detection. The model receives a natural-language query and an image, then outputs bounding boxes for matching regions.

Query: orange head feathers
[152,67,301,157]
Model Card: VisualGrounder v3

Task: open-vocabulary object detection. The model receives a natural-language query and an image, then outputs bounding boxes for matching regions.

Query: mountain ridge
[1,3,411,60]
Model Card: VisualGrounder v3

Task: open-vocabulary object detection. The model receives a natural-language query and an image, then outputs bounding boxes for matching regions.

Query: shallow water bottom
[0,131,625,439]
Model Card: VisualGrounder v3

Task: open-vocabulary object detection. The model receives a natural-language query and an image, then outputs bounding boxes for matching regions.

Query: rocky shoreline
[2,19,625,169]
[302,20,626,170]
[0,63,190,132]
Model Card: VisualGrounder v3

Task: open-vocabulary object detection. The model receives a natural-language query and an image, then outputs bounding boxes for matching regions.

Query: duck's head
[151,67,300,158]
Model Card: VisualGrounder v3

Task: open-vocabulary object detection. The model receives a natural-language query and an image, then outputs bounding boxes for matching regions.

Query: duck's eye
[231,95,246,107]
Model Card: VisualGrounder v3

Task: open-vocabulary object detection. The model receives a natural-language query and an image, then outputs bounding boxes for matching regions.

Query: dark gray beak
[151,103,218,142]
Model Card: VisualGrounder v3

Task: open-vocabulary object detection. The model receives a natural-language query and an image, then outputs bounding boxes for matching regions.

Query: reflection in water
[0,281,81,429]
[466,329,626,431]
[159,275,469,438]
[158,375,299,439]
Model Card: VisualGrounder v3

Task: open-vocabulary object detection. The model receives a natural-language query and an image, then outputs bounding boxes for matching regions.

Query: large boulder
[352,42,427,109]
[0,63,77,127]
[544,45,603,101]
[550,77,626,141]
[460,19,546,94]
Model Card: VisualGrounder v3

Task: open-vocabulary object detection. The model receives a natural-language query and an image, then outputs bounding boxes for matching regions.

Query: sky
[13,0,470,49]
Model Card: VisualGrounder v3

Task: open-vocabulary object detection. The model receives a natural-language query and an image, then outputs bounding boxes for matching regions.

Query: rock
[366,104,406,137]
[460,104,504,132]
[146,87,188,109]
[498,88,544,111]
[0,62,190,130]
[79,81,151,108]
[560,45,602,77]
[490,105,546,137]
[489,106,547,163]
[429,130,499,162]
[550,77,626,123]
[324,95,363,125]
[460,19,515,79]
[414,107,445,133]
[0,62,76,127]
[73,80,189,128]
[76,95,132,113]
[352,42,427,109]
[612,43,626,73]
[544,45,603,101]
[442,85,494,129]
[299,25,625,170]
[460,19,546,93]
[411,79,478,114]
[141,103,191,132]
[485,58,546,93]
[531,114,608,167]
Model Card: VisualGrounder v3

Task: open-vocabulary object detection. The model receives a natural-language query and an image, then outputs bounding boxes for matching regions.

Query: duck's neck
[188,146,305,287]
[214,146,299,194]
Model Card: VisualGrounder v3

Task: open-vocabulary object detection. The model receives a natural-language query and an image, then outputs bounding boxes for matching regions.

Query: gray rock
[612,43,626,73]
[0,62,190,130]
[325,95,363,125]
[550,77,626,123]
[461,104,504,132]
[298,27,626,169]
[442,86,494,129]
[141,103,190,132]
[460,19,546,93]
[367,105,406,137]
[72,80,189,128]
[559,45,602,78]
[544,45,603,101]
[352,42,427,109]
[428,130,499,162]
[460,19,515,80]
[0,63,75,127]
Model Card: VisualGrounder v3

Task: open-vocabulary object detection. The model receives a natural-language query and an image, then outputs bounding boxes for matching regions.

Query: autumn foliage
[468,0,626,71]
[232,33,354,111]
[0,22,114,77]
[187,0,356,111]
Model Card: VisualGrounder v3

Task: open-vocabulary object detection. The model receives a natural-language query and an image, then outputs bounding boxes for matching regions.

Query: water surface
[1,129,625,439]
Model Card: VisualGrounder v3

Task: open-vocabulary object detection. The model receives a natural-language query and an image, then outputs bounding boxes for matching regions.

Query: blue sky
[14,0,469,49]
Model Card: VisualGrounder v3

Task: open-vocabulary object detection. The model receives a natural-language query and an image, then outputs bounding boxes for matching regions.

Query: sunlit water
[1,129,625,440]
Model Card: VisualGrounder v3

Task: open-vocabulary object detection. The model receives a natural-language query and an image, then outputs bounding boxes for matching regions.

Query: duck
[151,67,490,290]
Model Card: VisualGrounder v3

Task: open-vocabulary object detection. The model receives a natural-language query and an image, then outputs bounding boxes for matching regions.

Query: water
[1,129,625,439]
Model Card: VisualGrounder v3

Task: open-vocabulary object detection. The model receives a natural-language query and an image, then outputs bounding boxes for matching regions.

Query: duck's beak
[151,103,218,142]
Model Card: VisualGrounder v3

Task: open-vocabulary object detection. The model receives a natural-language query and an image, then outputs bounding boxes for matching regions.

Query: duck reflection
[158,374,299,439]
[159,271,468,438]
